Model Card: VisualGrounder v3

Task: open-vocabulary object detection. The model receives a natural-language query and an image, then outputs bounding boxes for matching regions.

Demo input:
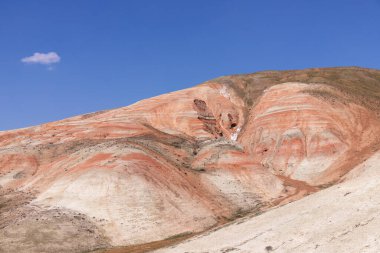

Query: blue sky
[0,0,379,130]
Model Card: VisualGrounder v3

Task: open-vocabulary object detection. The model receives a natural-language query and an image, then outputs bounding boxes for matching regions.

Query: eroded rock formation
[0,67,379,252]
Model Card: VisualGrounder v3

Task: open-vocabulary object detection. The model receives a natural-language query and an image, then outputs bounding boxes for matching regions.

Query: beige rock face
[0,67,379,252]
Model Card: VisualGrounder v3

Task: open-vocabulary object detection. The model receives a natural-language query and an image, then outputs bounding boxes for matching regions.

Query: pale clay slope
[157,151,380,253]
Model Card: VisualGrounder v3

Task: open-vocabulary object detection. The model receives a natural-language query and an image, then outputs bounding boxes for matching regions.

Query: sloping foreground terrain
[0,67,379,252]
[156,150,380,253]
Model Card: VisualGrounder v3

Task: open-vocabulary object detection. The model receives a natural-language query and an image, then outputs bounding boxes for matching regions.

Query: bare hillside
[0,67,379,252]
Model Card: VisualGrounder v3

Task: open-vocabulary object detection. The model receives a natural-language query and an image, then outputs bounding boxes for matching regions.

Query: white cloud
[21,52,61,65]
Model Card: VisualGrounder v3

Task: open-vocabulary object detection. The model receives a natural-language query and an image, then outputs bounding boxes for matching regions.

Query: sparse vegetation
[165,231,192,240]
[265,245,273,252]
[210,67,380,113]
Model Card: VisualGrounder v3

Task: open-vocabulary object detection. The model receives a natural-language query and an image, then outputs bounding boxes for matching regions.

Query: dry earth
[0,67,379,252]
[156,150,380,253]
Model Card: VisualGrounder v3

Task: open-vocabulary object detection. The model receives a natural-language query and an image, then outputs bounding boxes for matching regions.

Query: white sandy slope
[156,150,380,253]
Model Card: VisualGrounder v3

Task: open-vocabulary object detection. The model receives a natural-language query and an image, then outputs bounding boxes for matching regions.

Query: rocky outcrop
[0,67,379,252]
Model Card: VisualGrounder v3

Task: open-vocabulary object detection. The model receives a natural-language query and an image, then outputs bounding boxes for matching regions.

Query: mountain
[1,67,379,253]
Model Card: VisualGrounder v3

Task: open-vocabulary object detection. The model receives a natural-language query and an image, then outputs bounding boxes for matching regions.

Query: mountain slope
[0,67,379,252]
[156,150,380,253]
